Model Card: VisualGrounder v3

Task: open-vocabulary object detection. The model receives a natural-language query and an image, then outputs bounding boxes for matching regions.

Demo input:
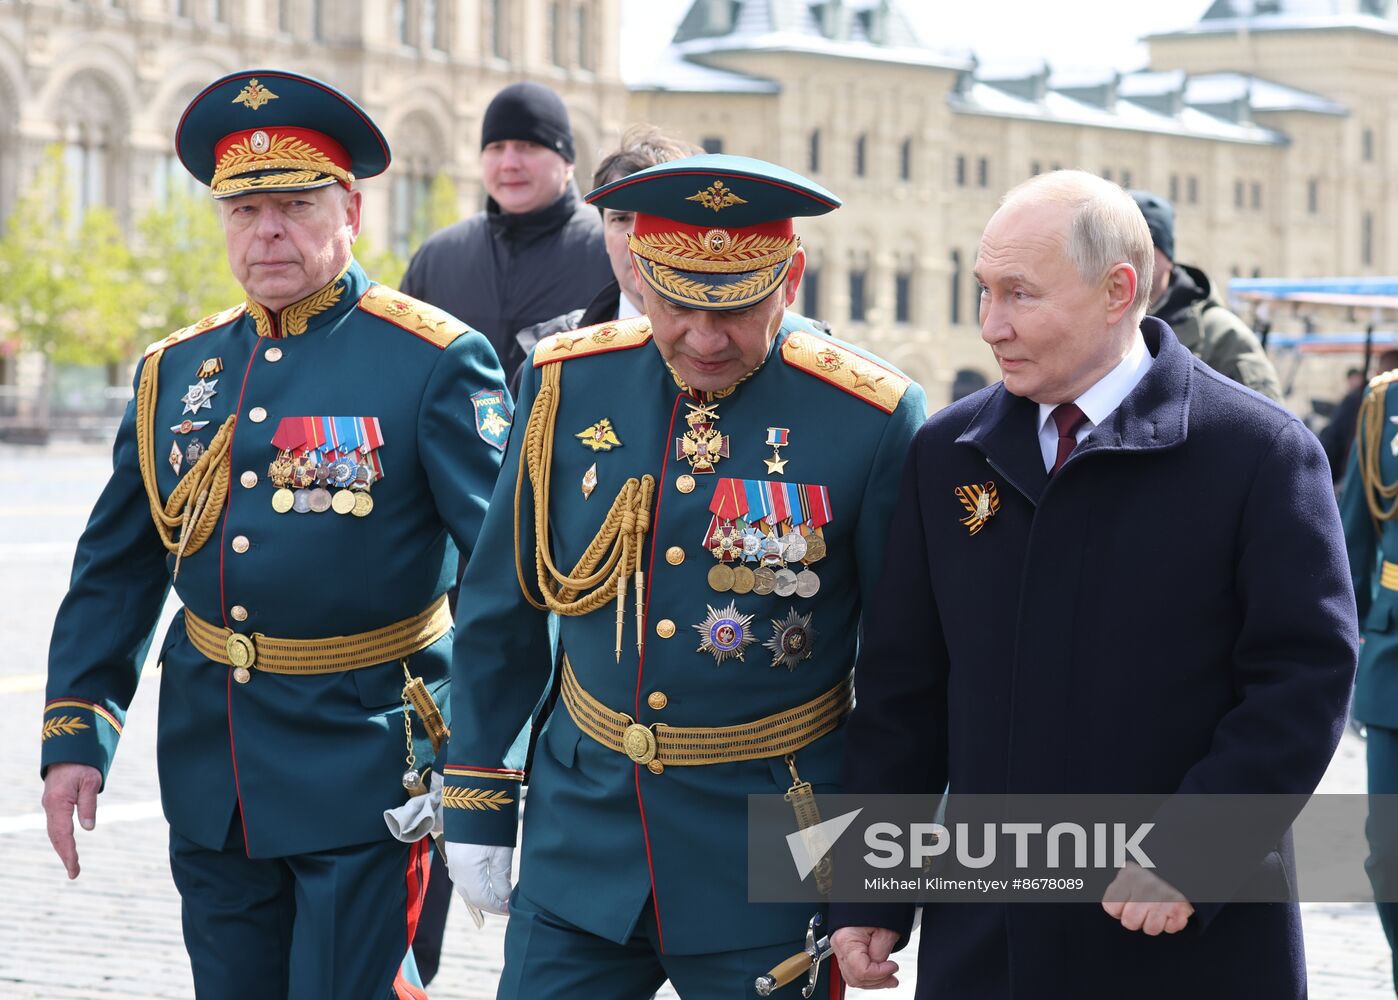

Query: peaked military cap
[586,153,840,311]
[177,69,390,200]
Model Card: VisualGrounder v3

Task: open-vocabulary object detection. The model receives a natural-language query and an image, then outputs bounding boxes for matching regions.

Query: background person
[1130,188,1283,402]
[399,81,611,379]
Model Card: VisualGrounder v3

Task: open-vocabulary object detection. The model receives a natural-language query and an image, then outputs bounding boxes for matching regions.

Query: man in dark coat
[830,170,1358,999]
[399,81,611,378]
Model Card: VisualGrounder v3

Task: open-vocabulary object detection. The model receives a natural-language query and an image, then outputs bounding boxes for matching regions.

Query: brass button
[264,347,283,362]
[647,760,665,775]
[647,691,668,711]
[240,470,258,489]
[665,546,685,566]
[676,474,696,494]
[231,535,250,554]
[233,667,251,684]
[655,619,676,639]
[230,605,249,622]
[249,407,268,423]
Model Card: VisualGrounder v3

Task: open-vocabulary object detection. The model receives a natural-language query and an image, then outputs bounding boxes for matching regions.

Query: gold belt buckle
[226,633,256,683]
[622,722,658,765]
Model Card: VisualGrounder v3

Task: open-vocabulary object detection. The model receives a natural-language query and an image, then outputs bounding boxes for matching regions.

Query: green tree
[0,146,76,362]
[132,190,242,347]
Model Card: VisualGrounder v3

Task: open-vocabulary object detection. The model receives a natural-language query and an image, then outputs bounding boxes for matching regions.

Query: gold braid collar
[136,348,235,578]
[1359,373,1398,525]
[514,362,655,661]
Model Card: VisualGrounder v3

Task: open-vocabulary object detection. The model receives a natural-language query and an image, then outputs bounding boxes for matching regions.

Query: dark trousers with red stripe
[498,887,844,1000]
[169,814,430,1000]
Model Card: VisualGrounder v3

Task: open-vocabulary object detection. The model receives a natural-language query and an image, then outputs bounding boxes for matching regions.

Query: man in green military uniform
[38,69,507,999]
[1340,370,1398,994]
[440,154,926,997]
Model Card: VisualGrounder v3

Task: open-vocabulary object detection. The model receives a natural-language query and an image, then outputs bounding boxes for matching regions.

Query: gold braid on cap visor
[211,133,354,196]
[628,229,801,274]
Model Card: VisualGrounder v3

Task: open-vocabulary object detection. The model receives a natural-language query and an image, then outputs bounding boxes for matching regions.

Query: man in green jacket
[1131,189,1283,402]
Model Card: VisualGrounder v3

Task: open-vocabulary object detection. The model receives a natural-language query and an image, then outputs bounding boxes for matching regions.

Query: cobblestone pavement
[1,442,1392,999]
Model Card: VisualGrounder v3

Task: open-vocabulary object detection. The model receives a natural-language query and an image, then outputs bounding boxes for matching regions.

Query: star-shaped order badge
[765,608,815,671]
[955,481,1000,536]
[694,601,756,665]
[180,378,218,415]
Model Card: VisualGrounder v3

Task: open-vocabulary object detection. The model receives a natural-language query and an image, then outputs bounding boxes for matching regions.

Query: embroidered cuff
[39,698,124,785]
[441,765,523,846]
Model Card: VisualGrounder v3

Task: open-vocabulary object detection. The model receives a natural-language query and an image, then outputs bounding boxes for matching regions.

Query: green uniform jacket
[443,313,926,954]
[1340,373,1398,729]
[1151,263,1283,402]
[41,261,507,858]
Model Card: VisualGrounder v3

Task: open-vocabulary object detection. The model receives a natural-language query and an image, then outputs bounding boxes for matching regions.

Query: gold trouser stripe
[1382,561,1398,591]
[183,596,451,674]
[560,657,852,766]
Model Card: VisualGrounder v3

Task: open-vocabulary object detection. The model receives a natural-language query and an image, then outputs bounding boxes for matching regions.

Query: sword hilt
[754,914,830,997]
[754,951,813,995]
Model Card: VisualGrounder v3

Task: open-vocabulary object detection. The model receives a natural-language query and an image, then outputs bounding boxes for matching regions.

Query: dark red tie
[1049,403,1088,476]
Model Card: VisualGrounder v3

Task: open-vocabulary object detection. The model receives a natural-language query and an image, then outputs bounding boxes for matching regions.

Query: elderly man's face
[976,200,1130,405]
[220,186,360,312]
[482,140,573,215]
[639,253,804,393]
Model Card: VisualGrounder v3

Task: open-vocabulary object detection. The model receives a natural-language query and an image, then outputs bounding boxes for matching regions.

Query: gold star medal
[955,481,1000,536]
[577,418,623,452]
[694,602,755,665]
[764,426,790,475]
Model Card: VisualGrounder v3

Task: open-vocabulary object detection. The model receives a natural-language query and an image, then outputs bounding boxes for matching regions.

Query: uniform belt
[183,595,452,675]
[560,656,852,769]
[1382,561,1398,591]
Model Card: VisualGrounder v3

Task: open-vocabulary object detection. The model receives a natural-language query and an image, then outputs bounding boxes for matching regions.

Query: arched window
[391,115,447,258]
[854,134,867,178]
[58,73,123,220]
[949,250,962,325]
[951,369,989,402]
[808,129,820,173]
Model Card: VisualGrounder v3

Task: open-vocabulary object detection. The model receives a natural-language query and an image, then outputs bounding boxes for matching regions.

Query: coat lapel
[955,318,1194,502]
[956,385,1049,506]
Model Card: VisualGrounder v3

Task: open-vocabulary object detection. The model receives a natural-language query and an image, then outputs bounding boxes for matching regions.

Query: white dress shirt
[1036,333,1152,472]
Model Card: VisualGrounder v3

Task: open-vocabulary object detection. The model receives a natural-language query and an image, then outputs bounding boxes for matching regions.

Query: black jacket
[399,184,611,377]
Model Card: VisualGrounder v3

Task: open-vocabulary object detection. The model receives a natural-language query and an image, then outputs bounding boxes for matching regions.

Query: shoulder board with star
[356,285,468,349]
[1370,369,1398,390]
[533,316,653,367]
[780,331,911,414]
[143,304,247,358]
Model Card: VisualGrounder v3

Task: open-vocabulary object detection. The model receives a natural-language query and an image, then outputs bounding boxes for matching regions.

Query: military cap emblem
[687,179,748,213]
[249,130,271,153]
[955,481,1001,536]
[232,78,279,110]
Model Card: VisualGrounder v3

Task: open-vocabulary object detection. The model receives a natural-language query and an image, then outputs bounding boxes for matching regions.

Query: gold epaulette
[143,304,247,358]
[533,317,653,367]
[780,330,911,414]
[356,285,467,349]
[1370,369,1398,390]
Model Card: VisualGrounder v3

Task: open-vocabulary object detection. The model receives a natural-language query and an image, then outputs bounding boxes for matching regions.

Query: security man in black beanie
[401,81,611,380]
[1130,189,1283,401]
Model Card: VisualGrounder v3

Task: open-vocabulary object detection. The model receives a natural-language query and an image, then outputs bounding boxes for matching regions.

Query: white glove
[445,842,514,915]
[382,772,443,843]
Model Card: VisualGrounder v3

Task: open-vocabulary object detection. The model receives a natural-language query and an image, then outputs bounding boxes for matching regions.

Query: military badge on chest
[955,481,1000,536]
[703,477,829,598]
[677,400,729,475]
[267,416,384,516]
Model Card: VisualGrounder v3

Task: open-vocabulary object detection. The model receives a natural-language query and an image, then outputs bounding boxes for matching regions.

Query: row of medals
[266,451,375,517]
[708,524,826,598]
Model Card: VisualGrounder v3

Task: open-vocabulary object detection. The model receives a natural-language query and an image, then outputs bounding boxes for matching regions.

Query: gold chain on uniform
[135,348,235,578]
[515,361,656,660]
[1358,379,1398,525]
